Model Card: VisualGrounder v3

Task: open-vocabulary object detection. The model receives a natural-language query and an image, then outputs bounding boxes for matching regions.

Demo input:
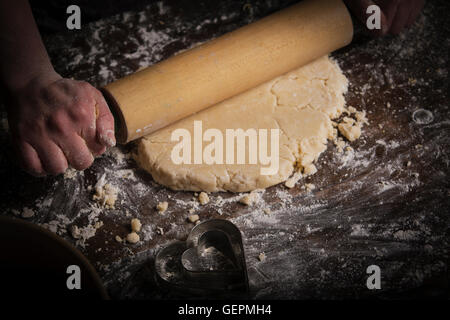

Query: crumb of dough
[264,208,271,215]
[347,106,357,114]
[68,224,99,245]
[346,106,368,123]
[285,171,302,189]
[304,183,316,192]
[338,121,362,142]
[188,208,195,214]
[71,225,81,239]
[355,110,369,125]
[334,137,346,153]
[63,167,77,179]
[198,192,210,205]
[241,190,264,205]
[332,127,338,139]
[102,184,118,208]
[92,174,118,209]
[303,164,317,176]
[94,221,103,229]
[21,207,35,218]
[156,227,164,235]
[156,201,168,213]
[131,218,142,232]
[258,252,266,262]
[187,214,199,223]
[115,235,123,243]
[338,109,368,142]
[239,192,258,205]
[126,232,140,244]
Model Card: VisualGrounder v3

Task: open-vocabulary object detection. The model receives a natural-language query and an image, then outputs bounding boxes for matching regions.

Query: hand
[6,70,115,176]
[344,0,425,36]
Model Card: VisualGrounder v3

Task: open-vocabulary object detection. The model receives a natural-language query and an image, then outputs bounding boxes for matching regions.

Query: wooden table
[0,0,448,299]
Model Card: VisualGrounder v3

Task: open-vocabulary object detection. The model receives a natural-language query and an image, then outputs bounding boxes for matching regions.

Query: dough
[198,192,210,205]
[130,218,142,232]
[92,174,118,208]
[135,56,349,192]
[126,232,140,244]
[187,214,200,223]
[156,201,168,213]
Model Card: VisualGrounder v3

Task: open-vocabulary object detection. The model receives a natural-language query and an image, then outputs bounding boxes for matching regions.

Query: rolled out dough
[135,56,349,192]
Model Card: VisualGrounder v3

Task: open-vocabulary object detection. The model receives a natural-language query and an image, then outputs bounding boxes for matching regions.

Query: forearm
[0,0,56,93]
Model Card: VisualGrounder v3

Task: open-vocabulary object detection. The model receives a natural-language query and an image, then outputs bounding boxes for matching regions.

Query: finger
[79,109,107,157]
[58,134,94,170]
[31,139,68,175]
[14,140,45,176]
[389,2,411,34]
[94,91,116,148]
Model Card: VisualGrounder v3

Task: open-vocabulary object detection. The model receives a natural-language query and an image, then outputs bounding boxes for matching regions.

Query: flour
[21,207,35,219]
[350,224,370,237]
[93,173,119,209]
[63,167,79,180]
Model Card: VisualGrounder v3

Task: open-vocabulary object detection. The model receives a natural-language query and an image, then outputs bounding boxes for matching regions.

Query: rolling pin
[102,0,353,143]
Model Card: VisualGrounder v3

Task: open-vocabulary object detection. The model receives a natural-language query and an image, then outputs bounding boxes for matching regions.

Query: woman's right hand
[6,69,115,176]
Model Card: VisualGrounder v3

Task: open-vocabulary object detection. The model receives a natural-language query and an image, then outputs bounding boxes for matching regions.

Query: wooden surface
[0,0,448,299]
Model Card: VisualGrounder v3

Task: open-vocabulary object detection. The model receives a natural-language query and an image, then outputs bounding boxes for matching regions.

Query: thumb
[94,91,116,148]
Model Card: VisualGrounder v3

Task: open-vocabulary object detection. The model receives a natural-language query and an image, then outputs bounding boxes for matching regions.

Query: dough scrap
[92,174,118,208]
[136,56,351,192]
[284,171,302,189]
[198,192,210,205]
[258,252,266,262]
[130,218,142,232]
[187,214,199,223]
[239,191,259,206]
[126,232,140,244]
[156,201,168,213]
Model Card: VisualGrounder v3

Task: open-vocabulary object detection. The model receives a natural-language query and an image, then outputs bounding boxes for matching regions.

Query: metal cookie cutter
[155,219,249,297]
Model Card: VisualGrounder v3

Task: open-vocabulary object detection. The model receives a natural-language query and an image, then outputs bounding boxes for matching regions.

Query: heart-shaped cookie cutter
[154,219,249,297]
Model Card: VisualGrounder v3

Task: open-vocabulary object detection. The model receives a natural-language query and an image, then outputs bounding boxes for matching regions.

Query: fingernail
[102,130,116,147]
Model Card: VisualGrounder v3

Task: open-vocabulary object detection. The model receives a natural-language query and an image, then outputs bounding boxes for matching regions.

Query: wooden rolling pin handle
[103,0,353,144]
